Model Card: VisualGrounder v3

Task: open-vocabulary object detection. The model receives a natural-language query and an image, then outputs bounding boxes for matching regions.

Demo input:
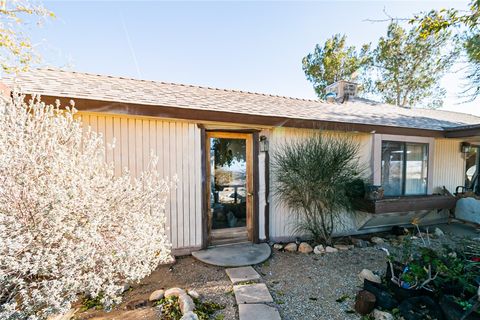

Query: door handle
[247,192,253,197]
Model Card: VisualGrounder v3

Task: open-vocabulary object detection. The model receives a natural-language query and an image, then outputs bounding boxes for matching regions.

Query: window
[381,141,429,196]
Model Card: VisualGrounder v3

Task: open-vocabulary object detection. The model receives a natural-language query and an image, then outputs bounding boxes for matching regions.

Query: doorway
[206,131,255,246]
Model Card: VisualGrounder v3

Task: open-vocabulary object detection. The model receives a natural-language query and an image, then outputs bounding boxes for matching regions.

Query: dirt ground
[75,256,237,320]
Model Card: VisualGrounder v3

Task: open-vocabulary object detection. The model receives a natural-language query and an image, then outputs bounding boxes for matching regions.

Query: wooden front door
[205,132,255,246]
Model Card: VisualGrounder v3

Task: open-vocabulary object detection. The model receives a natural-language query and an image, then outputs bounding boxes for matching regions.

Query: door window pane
[405,143,428,195]
[381,141,404,196]
[210,138,247,229]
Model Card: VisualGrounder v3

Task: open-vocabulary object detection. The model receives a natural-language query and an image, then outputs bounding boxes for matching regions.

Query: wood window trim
[372,134,435,195]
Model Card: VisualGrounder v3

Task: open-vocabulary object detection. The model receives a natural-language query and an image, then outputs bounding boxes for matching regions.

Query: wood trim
[200,127,208,249]
[354,195,457,214]
[38,95,446,138]
[264,149,270,242]
[445,126,480,138]
[252,132,260,243]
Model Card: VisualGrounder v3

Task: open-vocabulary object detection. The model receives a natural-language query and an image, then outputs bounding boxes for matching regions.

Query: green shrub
[272,133,363,245]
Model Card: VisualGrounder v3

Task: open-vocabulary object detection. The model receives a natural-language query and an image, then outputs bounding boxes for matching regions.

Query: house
[4,68,480,255]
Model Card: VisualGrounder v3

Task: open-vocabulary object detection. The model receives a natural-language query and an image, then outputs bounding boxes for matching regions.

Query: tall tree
[0,0,54,73]
[367,22,456,108]
[302,34,370,97]
[412,1,480,101]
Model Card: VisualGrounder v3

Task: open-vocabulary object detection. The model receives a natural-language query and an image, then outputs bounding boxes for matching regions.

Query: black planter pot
[385,262,435,301]
[441,281,466,297]
[440,295,480,320]
[363,279,398,310]
[399,296,444,320]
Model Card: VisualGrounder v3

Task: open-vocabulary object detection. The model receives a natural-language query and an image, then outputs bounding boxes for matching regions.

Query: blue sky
[27,1,477,114]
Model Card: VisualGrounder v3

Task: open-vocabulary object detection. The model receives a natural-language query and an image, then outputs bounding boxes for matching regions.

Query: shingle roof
[3,68,480,131]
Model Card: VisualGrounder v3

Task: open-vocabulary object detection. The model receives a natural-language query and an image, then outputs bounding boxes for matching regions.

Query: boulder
[298,242,313,253]
[187,289,200,300]
[325,246,338,253]
[180,311,199,320]
[358,269,381,284]
[373,309,394,320]
[313,245,325,254]
[273,243,284,250]
[149,289,165,302]
[284,243,297,252]
[165,287,186,298]
[370,237,385,244]
[178,293,195,314]
[354,290,376,315]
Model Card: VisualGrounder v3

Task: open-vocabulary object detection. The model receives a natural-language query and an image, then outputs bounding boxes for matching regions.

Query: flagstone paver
[233,283,273,304]
[239,304,281,320]
[225,266,261,284]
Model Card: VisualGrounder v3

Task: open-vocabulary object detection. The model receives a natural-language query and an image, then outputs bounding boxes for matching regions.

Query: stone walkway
[225,266,281,320]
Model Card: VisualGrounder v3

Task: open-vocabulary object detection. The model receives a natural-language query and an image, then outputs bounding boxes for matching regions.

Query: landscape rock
[325,246,338,253]
[187,289,200,299]
[284,242,298,252]
[165,287,186,298]
[354,290,376,315]
[334,244,353,251]
[125,299,148,310]
[180,311,199,320]
[370,237,385,244]
[298,242,313,253]
[434,227,445,237]
[358,269,381,284]
[178,293,195,314]
[313,245,325,254]
[351,238,369,248]
[273,243,284,250]
[373,309,394,320]
[149,289,165,302]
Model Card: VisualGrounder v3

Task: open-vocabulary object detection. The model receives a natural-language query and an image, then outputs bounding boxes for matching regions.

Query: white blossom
[0,93,172,319]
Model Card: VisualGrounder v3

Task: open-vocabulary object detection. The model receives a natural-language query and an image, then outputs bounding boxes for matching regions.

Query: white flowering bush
[0,93,172,319]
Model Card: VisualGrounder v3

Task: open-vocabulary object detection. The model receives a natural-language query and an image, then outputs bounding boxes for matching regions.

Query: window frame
[373,134,435,196]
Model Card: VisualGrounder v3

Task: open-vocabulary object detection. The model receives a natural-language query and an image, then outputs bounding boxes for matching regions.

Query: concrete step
[225,266,261,284]
[233,283,273,304]
[239,304,281,320]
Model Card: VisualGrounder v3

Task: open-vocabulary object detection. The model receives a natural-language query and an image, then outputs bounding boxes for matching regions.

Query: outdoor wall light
[259,135,269,152]
[461,142,472,153]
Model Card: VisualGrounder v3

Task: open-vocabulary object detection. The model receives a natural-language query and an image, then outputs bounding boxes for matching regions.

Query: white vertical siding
[432,138,464,194]
[268,127,372,239]
[79,113,203,250]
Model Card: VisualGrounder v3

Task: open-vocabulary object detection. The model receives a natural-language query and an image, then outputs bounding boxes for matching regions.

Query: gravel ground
[75,256,237,320]
[255,246,387,320]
